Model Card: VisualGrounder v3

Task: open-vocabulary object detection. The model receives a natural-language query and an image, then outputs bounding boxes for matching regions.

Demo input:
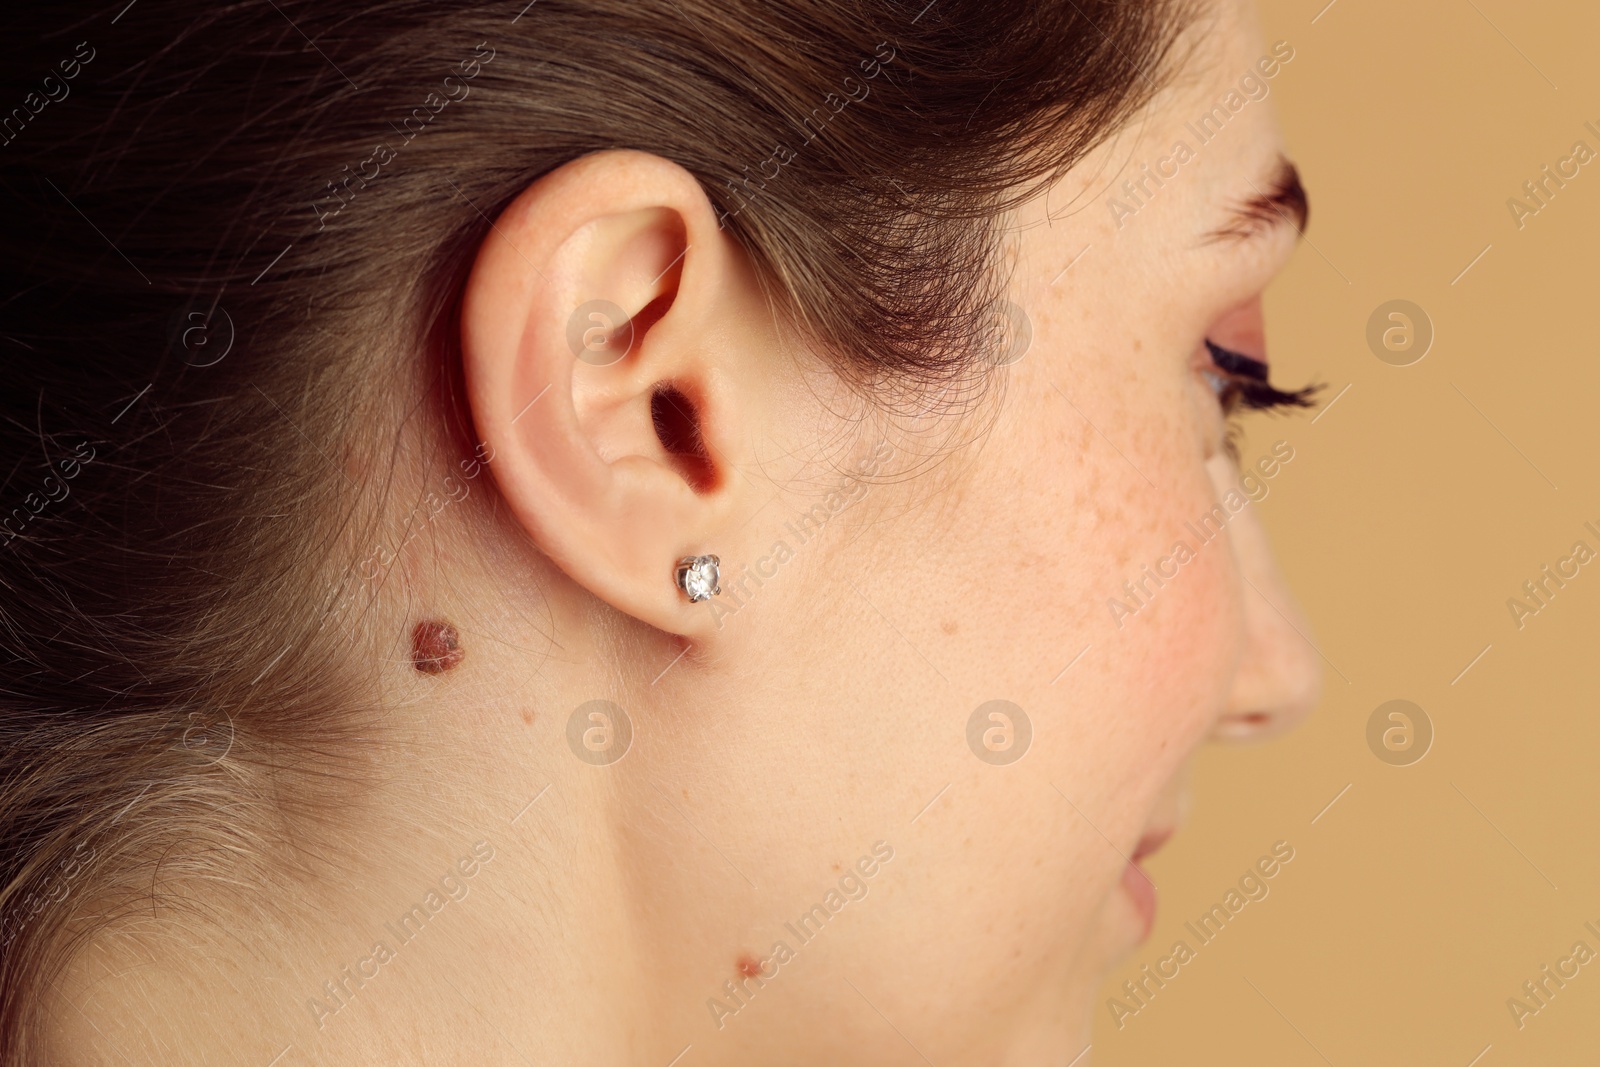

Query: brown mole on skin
[412,619,464,674]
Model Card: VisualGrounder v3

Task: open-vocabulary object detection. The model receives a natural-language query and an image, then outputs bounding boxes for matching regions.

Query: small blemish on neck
[411,619,464,674]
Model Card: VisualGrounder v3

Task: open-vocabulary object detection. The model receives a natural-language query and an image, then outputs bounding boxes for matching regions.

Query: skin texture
[43,1,1320,1064]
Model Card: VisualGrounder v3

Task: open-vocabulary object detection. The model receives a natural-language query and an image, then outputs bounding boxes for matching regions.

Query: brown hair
[0,0,1188,1055]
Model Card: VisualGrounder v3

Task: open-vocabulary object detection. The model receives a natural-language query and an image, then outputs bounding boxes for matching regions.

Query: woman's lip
[1132,828,1174,863]
[1121,861,1157,941]
[1121,828,1174,941]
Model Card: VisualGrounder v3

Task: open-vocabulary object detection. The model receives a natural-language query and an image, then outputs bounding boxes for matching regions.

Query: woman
[0,0,1321,1062]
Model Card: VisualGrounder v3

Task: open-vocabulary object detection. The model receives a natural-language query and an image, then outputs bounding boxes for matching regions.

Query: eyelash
[1201,340,1321,456]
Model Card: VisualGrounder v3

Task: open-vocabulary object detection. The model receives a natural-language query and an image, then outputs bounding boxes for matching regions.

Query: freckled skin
[411,619,464,674]
[36,8,1326,1066]
[630,10,1321,1062]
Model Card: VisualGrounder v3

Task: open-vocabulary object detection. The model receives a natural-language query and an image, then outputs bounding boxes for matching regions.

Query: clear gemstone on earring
[677,555,721,602]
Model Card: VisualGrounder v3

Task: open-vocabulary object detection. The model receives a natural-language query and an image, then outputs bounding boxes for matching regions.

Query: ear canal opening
[650,383,716,492]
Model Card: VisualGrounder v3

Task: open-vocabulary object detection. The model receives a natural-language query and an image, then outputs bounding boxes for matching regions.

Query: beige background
[1095,1,1600,1064]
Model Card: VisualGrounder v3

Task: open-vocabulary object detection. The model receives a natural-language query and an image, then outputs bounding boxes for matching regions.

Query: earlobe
[459,150,761,637]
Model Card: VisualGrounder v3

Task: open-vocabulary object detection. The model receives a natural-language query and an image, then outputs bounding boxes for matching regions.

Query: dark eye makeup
[1203,339,1320,415]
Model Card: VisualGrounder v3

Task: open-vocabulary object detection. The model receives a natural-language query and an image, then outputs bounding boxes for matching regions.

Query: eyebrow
[1206,156,1309,243]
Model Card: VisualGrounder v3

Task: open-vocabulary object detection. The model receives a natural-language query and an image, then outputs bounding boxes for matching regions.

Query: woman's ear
[460,149,772,638]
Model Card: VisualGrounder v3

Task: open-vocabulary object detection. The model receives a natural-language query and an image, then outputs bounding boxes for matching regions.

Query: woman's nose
[1210,502,1323,744]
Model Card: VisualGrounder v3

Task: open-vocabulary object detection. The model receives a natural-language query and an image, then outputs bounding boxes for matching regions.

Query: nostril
[1212,710,1279,744]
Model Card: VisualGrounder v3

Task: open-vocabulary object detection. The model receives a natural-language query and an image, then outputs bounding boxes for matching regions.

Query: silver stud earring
[675,554,722,603]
